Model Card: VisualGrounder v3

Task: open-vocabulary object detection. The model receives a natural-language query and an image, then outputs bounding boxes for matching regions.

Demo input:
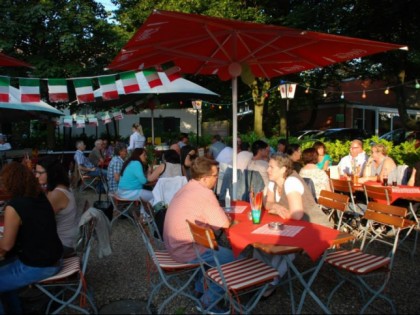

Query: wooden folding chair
[34,215,97,314]
[75,163,100,193]
[363,184,418,258]
[186,220,279,314]
[325,201,411,314]
[133,212,201,314]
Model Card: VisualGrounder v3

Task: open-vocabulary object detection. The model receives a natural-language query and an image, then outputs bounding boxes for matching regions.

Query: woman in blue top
[313,141,333,171]
[117,148,153,203]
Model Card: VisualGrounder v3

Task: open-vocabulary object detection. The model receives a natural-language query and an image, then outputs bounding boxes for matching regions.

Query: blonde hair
[372,143,387,155]
[132,123,144,135]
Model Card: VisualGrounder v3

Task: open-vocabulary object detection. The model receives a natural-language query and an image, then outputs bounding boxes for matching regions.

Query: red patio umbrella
[107,9,407,198]
[0,52,32,68]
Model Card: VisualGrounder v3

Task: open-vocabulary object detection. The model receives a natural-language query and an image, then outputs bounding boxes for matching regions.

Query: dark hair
[212,134,222,142]
[163,149,181,164]
[286,143,300,156]
[240,141,250,151]
[0,162,41,198]
[180,144,196,165]
[121,148,145,176]
[251,140,268,156]
[277,138,288,146]
[114,142,127,156]
[301,148,318,165]
[190,157,219,180]
[313,141,326,152]
[37,157,70,191]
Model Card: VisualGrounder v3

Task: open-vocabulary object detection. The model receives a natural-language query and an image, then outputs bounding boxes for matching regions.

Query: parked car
[291,130,322,140]
[379,128,420,145]
[312,128,370,142]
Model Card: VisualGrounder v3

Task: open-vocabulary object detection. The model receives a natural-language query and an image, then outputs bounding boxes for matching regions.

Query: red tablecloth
[226,203,339,262]
[364,181,420,204]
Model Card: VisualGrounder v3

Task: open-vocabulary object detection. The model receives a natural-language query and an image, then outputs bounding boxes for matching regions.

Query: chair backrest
[318,190,349,213]
[186,220,219,251]
[75,215,97,273]
[219,168,265,201]
[330,178,355,194]
[363,184,391,205]
[141,199,165,249]
[396,164,410,185]
[302,177,318,202]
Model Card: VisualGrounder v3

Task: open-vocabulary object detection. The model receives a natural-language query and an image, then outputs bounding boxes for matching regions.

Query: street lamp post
[192,100,202,147]
[279,82,297,142]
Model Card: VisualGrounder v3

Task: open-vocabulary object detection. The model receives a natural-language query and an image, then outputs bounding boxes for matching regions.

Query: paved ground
[75,189,420,314]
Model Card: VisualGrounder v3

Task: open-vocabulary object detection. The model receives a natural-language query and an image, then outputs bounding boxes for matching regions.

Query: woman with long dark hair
[0,162,62,313]
[35,157,78,257]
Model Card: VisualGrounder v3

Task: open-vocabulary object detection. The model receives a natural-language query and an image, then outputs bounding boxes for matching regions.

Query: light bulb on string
[219,105,222,109]
[305,87,310,94]
[362,90,367,99]
[340,92,345,99]
[323,90,327,98]
[384,87,390,95]
[416,80,420,89]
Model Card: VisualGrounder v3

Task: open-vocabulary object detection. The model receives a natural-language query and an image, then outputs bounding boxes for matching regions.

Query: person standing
[0,162,63,314]
[127,123,146,151]
[163,157,233,313]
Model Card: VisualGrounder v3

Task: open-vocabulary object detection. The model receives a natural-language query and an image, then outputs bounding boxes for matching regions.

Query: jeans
[0,258,62,314]
[189,246,235,307]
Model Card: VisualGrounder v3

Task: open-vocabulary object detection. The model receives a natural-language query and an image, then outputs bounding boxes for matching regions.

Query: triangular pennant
[76,115,86,128]
[19,78,40,102]
[120,71,140,94]
[63,116,73,128]
[48,78,69,102]
[100,111,112,124]
[0,76,10,102]
[143,67,162,88]
[73,78,95,104]
[112,110,123,120]
[98,75,119,100]
[87,114,98,127]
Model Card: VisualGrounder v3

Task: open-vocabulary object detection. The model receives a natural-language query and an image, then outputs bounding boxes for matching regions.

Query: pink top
[163,179,230,262]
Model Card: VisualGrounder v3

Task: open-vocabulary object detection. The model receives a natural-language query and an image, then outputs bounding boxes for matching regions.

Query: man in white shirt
[337,139,368,177]
[0,134,11,151]
[247,140,270,185]
[237,142,253,170]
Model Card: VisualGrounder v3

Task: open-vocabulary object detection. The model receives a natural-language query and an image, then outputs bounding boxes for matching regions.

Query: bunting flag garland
[19,78,40,102]
[161,62,181,81]
[73,78,95,104]
[100,111,112,124]
[112,110,123,120]
[0,76,10,102]
[87,114,98,127]
[48,78,69,102]
[124,105,134,113]
[98,75,119,100]
[120,71,140,94]
[143,68,163,88]
[76,115,86,128]
[63,116,73,128]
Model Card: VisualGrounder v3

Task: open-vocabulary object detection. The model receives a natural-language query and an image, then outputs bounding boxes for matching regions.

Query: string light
[340,92,344,99]
[305,87,310,94]
[218,105,222,109]
[323,90,327,97]
[384,87,390,95]
[416,80,420,89]
[362,90,367,99]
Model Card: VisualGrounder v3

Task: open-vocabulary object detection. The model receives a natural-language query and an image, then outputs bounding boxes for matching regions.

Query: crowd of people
[1,127,419,314]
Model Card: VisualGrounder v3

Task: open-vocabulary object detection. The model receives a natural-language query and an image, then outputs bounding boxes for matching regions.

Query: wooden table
[226,200,354,314]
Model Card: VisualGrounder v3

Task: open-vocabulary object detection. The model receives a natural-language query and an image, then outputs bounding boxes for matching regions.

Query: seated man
[337,139,368,177]
[107,143,128,193]
[88,139,105,167]
[74,140,107,179]
[163,157,234,313]
[247,140,270,186]
[0,134,11,151]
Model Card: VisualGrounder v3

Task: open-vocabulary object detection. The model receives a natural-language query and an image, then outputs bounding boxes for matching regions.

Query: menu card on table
[225,205,247,214]
[252,224,304,237]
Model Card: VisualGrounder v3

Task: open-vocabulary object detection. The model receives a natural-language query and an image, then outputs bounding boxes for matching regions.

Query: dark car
[290,130,322,140]
[379,128,420,145]
[312,128,370,142]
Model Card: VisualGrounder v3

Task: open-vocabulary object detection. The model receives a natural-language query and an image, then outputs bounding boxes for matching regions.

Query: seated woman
[35,157,78,257]
[117,148,153,205]
[313,141,333,171]
[299,148,332,200]
[0,162,63,314]
[286,143,302,173]
[147,149,183,182]
[359,143,397,184]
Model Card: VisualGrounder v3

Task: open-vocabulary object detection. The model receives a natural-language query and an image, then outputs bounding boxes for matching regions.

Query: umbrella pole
[232,77,238,200]
[151,108,155,146]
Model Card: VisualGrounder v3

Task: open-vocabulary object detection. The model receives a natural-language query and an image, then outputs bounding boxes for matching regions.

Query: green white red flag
[143,68,162,88]
[0,76,10,102]
[120,71,140,94]
[48,78,69,102]
[161,62,181,81]
[73,78,95,104]
[19,78,40,102]
[98,75,119,100]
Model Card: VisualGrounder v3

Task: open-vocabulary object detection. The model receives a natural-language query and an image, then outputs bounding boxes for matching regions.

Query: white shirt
[128,132,145,150]
[0,142,12,151]
[216,146,233,165]
[236,151,253,170]
[338,151,368,176]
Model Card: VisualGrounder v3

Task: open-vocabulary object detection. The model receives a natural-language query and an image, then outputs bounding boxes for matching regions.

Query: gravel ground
[76,190,420,314]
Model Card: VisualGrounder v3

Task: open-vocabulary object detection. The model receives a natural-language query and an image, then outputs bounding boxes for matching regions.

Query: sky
[96,0,118,11]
